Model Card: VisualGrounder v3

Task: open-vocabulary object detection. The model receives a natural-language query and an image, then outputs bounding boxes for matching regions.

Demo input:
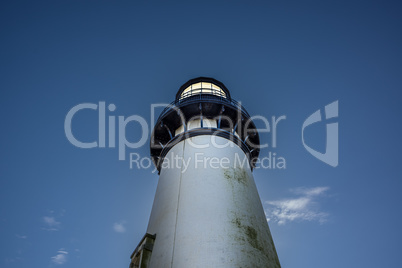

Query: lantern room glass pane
[191,82,202,90]
[180,82,226,99]
[181,86,192,97]
[201,82,212,89]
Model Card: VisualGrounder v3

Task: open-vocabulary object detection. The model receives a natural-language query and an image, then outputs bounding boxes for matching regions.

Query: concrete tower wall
[146,135,280,268]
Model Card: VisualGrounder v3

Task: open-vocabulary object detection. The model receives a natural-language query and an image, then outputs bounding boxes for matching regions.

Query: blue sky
[1,0,401,267]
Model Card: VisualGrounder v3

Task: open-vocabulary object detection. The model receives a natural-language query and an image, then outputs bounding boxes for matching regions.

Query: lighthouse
[130,77,281,268]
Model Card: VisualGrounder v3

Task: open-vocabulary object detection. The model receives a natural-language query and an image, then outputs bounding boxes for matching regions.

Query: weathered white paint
[146,135,280,268]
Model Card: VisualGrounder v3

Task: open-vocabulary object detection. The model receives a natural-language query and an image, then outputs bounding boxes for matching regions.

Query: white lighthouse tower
[130,77,281,268]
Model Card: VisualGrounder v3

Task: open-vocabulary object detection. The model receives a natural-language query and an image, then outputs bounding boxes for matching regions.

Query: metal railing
[157,93,250,122]
[179,88,226,99]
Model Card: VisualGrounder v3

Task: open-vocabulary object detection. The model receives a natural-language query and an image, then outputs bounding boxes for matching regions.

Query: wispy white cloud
[113,221,126,233]
[265,186,329,225]
[43,216,59,226]
[51,249,68,265]
[15,234,27,239]
[290,186,329,196]
[42,216,61,231]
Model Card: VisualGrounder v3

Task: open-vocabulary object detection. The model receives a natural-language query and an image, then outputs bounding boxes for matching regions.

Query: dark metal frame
[150,77,260,173]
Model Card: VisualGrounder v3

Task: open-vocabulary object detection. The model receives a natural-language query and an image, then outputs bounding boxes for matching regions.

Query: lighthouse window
[192,82,202,90]
[180,82,226,99]
[130,233,155,268]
